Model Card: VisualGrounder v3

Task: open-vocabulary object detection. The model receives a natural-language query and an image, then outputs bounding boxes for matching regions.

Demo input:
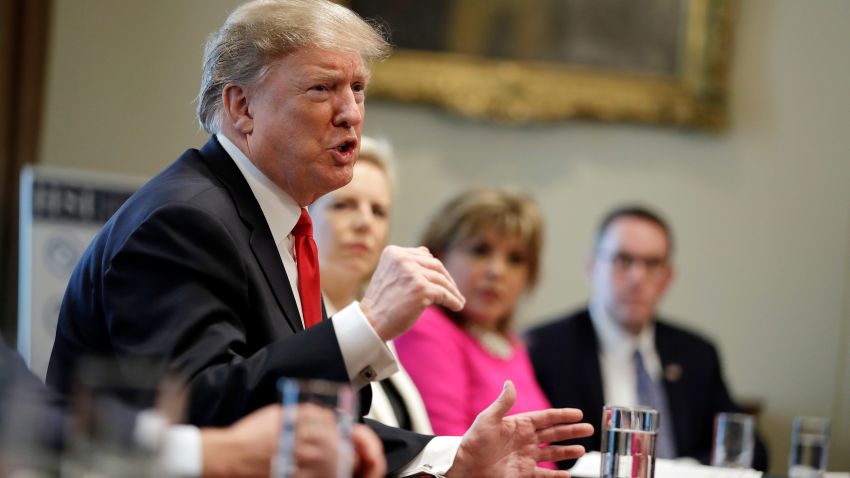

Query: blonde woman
[310,137,432,434]
[394,188,555,467]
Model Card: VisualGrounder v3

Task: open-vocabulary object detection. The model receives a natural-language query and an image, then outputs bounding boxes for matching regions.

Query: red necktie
[292,208,322,328]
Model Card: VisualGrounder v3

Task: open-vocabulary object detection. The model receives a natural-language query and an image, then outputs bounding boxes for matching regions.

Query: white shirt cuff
[160,425,203,477]
[332,301,398,389]
[393,436,461,477]
[135,411,202,477]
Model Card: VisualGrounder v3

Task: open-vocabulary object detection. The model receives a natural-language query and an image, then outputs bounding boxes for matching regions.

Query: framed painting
[340,0,736,130]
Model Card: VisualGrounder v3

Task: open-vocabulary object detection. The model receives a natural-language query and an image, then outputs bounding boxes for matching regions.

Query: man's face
[589,216,673,335]
[244,47,367,205]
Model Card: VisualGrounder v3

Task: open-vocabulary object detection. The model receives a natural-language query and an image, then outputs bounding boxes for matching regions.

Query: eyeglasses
[602,251,669,277]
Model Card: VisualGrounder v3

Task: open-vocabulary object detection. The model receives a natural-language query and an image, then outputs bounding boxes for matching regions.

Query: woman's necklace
[466,324,514,360]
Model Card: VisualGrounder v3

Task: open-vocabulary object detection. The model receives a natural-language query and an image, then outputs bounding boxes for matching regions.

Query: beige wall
[40,0,850,473]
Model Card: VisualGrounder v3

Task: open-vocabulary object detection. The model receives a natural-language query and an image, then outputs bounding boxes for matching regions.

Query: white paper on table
[570,451,763,478]
[824,473,849,478]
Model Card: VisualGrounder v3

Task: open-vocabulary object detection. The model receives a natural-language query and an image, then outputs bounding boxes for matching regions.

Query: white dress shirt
[588,299,663,408]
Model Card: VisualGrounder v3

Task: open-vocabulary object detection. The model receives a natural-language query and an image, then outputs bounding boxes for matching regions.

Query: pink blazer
[395,306,556,468]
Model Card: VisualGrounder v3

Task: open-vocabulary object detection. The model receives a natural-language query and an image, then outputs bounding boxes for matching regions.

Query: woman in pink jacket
[395,188,556,468]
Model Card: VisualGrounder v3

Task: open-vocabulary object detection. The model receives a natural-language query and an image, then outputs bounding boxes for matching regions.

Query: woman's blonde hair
[420,188,544,289]
[357,136,396,193]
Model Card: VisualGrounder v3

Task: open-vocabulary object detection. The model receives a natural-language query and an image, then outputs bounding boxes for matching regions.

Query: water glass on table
[600,405,659,478]
[273,378,358,478]
[789,416,830,478]
[711,412,755,469]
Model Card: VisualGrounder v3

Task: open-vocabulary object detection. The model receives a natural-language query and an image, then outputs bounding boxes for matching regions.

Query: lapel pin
[664,363,683,382]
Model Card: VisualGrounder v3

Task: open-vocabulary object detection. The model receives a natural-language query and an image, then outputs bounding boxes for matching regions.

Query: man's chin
[309,174,353,202]
[618,312,653,333]
[327,168,354,190]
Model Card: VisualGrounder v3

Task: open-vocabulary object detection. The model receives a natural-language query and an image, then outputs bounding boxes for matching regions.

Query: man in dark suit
[527,205,768,471]
[46,1,591,476]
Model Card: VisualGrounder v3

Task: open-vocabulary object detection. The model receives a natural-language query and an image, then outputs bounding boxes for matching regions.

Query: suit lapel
[577,311,606,436]
[655,322,687,450]
[199,137,303,333]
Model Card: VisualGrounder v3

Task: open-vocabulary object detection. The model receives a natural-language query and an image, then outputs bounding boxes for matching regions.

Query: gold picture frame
[344,0,735,131]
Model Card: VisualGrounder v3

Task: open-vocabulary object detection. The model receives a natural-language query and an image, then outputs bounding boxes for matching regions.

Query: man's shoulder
[87,142,240,259]
[138,147,221,200]
[132,136,231,199]
[115,145,233,222]
[527,308,590,335]
[654,318,719,356]
[525,308,592,348]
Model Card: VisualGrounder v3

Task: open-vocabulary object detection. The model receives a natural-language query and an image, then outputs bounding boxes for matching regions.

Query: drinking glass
[600,405,659,478]
[272,378,358,478]
[62,357,185,478]
[711,412,755,468]
[788,416,830,478]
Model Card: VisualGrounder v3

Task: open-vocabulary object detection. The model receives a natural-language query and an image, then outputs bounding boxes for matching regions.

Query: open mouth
[336,140,356,154]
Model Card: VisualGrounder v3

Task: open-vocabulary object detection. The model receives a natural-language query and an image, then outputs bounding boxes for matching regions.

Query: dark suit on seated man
[46,1,591,476]
[527,205,768,471]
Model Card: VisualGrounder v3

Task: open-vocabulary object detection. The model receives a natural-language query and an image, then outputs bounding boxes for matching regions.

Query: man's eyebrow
[301,68,340,82]
[360,70,372,84]
[303,65,371,81]
[301,69,370,85]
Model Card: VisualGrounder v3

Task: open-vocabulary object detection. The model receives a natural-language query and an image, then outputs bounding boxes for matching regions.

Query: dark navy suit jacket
[526,308,768,471]
[46,136,430,472]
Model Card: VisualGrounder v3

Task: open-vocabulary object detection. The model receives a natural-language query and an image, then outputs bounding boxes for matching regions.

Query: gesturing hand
[361,246,465,341]
[447,381,594,478]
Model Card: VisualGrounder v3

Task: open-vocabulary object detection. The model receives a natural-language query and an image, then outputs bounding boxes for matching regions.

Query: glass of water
[788,416,830,478]
[273,378,358,478]
[600,405,659,478]
[711,412,755,468]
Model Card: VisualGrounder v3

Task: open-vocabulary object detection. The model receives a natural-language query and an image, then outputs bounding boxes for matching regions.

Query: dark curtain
[0,0,52,342]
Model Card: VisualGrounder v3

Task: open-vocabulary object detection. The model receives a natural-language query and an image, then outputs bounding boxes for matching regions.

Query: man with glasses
[527,205,768,470]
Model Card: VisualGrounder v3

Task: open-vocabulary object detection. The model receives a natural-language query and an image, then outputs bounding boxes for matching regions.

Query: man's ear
[584,250,596,286]
[222,83,253,134]
[658,263,676,295]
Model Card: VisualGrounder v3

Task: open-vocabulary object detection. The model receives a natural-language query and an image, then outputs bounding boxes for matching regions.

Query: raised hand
[361,246,465,341]
[447,381,594,478]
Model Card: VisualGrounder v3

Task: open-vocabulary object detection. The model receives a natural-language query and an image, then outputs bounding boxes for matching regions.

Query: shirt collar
[589,298,656,360]
[217,133,302,246]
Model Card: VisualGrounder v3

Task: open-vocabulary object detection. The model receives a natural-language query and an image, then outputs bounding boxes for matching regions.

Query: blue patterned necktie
[634,349,677,459]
